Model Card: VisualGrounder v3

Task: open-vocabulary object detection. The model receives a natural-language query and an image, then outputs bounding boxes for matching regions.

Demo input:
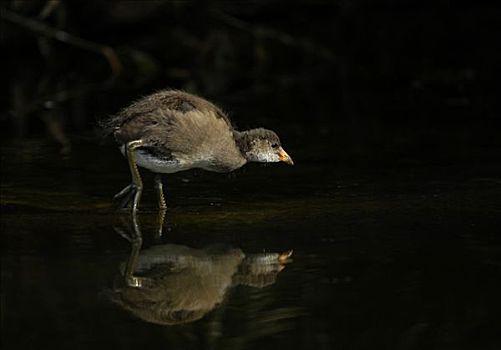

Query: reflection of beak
[278,250,293,263]
[278,147,294,165]
[278,250,293,271]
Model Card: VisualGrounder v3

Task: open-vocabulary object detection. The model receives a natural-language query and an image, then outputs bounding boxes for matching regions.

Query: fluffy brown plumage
[101,89,293,211]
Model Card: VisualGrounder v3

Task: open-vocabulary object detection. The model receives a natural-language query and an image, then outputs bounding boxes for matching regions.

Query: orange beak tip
[278,148,294,165]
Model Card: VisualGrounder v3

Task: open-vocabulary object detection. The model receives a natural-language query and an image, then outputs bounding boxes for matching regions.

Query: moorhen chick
[102,90,293,212]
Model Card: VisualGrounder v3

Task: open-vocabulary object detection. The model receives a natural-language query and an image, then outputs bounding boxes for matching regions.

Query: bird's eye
[271,143,279,149]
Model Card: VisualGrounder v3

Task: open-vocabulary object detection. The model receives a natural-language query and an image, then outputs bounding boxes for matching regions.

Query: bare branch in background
[15,79,115,117]
[37,0,61,19]
[1,7,122,77]
[212,9,336,62]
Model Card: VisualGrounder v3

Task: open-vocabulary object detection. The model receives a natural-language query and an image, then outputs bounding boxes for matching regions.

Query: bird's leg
[113,140,145,211]
[125,140,145,213]
[154,174,167,209]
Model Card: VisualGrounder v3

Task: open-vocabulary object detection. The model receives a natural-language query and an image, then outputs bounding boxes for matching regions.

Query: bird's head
[237,128,294,165]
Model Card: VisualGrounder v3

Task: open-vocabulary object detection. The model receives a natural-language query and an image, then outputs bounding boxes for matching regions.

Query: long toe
[113,184,132,201]
[131,185,143,213]
[116,184,136,210]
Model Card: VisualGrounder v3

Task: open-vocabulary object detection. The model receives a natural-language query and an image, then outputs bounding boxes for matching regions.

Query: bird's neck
[233,130,255,161]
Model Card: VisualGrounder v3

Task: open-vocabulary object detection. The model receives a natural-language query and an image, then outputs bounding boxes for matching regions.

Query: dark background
[2,2,501,350]
[2,0,500,163]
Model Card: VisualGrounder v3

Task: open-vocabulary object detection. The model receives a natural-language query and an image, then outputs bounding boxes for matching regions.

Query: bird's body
[101,89,293,212]
[107,90,247,173]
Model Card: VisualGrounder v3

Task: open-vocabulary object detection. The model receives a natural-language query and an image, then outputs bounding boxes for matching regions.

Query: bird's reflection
[108,211,293,325]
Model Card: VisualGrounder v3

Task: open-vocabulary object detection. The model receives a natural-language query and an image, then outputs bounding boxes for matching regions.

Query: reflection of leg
[154,208,167,241]
[124,211,144,287]
[154,174,167,209]
[116,231,142,286]
[112,211,144,287]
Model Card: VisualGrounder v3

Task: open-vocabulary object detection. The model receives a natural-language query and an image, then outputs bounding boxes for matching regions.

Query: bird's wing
[153,108,238,161]
[156,90,233,127]
[102,90,234,143]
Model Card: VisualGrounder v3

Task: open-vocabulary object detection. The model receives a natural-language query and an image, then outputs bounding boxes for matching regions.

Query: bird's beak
[277,147,294,165]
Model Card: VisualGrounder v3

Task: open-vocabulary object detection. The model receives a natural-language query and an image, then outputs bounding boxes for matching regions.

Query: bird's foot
[113,183,142,212]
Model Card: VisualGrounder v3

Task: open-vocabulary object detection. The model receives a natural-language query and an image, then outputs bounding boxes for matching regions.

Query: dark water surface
[2,138,501,350]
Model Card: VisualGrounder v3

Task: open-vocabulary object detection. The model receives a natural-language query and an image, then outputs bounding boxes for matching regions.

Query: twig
[1,7,122,77]
[12,79,115,117]
[38,0,61,19]
[211,9,336,62]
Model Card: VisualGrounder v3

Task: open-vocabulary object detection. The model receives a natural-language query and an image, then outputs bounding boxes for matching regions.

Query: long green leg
[113,140,145,212]
[154,174,167,209]
[126,140,145,213]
